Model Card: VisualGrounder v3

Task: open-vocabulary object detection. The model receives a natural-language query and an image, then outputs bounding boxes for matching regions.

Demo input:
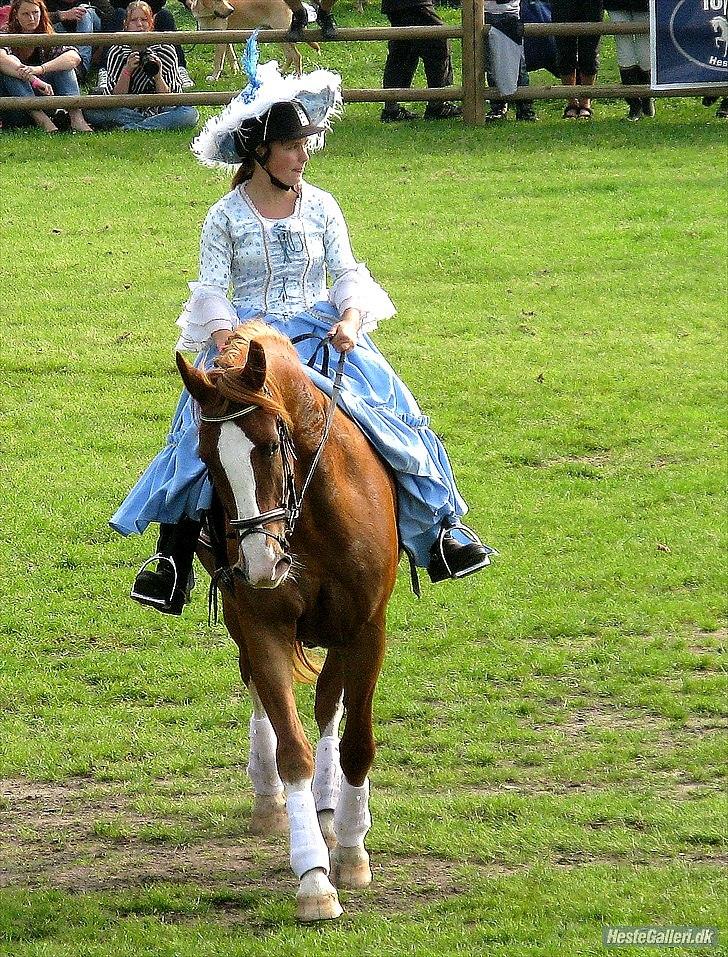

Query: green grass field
[0,6,726,955]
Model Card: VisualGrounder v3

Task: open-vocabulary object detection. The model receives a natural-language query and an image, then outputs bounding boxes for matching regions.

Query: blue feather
[241,30,261,103]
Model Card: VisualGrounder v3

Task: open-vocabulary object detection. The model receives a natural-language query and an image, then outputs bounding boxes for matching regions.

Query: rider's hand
[328,310,362,354]
[212,329,233,351]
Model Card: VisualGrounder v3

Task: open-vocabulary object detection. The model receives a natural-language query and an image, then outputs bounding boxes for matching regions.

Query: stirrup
[430,522,498,581]
[130,553,178,607]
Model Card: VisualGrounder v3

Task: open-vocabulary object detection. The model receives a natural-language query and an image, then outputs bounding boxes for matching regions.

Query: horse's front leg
[250,639,342,922]
[246,682,287,835]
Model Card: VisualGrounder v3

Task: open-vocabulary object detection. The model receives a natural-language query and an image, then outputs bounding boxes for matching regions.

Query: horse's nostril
[233,565,248,582]
[273,556,292,581]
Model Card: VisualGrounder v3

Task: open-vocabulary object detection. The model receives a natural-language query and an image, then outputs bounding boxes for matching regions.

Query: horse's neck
[271,353,329,456]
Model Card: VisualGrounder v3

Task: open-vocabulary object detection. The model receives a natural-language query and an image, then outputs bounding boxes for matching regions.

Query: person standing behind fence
[84,1,197,131]
[484,0,537,122]
[605,0,653,120]
[380,0,462,121]
[551,0,604,119]
[0,0,93,131]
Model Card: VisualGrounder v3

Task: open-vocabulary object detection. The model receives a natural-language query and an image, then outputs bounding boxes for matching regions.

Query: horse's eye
[261,442,279,458]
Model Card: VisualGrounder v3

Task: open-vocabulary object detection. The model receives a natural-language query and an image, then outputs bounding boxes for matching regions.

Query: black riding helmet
[233,101,324,191]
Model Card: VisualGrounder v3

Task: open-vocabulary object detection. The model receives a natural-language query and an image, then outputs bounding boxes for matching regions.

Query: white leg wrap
[333,778,371,848]
[286,783,331,878]
[313,735,343,813]
[246,714,284,796]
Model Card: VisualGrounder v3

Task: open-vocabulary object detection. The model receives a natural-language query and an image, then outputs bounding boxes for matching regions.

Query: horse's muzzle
[233,552,292,589]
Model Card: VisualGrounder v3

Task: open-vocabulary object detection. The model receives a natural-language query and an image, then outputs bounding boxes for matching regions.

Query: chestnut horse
[176,321,399,922]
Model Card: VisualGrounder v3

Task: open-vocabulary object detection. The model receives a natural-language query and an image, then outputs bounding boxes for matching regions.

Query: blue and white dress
[110,181,468,567]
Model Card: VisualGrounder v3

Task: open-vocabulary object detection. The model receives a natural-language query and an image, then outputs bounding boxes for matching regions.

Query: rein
[200,335,346,620]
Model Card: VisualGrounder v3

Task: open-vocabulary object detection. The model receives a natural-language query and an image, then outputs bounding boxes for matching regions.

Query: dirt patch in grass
[1,775,723,922]
[0,777,494,917]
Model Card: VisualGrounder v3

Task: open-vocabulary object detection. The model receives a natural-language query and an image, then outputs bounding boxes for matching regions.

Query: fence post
[461,0,486,124]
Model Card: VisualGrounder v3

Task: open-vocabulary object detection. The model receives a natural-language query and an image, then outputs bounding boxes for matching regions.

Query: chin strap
[253,154,294,192]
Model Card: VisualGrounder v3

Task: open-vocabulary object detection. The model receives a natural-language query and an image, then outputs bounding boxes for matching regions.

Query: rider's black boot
[427,520,497,583]
[131,518,201,615]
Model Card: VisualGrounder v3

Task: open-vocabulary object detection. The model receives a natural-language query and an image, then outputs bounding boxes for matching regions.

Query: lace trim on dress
[328,264,397,333]
[175,282,238,352]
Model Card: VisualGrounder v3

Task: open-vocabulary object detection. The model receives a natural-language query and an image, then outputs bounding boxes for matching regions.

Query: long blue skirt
[110,303,467,567]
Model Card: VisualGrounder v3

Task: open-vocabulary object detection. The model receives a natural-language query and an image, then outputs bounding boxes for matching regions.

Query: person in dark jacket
[380,0,462,121]
[605,0,653,120]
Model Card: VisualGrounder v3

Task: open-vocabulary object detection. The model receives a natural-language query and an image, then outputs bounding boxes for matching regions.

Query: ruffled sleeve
[322,195,396,334]
[175,203,237,352]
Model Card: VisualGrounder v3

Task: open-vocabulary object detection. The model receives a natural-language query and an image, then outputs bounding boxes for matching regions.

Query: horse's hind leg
[247,681,287,835]
[313,652,344,849]
[329,620,386,889]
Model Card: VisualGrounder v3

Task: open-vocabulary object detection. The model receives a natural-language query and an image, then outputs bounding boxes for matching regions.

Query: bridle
[199,335,346,609]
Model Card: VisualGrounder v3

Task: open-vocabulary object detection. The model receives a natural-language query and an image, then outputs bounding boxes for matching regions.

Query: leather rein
[199,334,346,615]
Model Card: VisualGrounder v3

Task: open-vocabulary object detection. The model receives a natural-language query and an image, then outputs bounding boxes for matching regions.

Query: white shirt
[485,0,521,15]
[176,182,395,352]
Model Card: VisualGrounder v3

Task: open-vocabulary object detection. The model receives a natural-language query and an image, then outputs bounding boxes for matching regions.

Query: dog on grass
[191,0,320,80]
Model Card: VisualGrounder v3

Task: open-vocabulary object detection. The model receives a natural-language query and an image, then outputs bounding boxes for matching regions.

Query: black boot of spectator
[619,66,642,121]
[381,105,417,122]
[316,4,337,40]
[288,6,308,41]
[424,101,462,119]
[717,98,728,118]
[516,101,538,121]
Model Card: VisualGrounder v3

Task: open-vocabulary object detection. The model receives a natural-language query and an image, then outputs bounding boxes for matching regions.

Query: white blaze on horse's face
[217,422,289,588]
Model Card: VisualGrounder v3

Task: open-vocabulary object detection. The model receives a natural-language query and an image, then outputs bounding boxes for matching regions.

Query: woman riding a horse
[110,44,497,922]
[110,50,496,612]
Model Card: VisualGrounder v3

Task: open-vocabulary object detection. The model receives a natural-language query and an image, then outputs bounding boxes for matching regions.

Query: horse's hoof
[250,792,287,836]
[296,869,343,922]
[330,844,372,889]
[318,809,337,850]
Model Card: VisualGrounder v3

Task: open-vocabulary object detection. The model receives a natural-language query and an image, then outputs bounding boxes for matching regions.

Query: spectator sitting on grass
[43,0,99,81]
[84,0,197,131]
[145,0,193,87]
[0,0,93,132]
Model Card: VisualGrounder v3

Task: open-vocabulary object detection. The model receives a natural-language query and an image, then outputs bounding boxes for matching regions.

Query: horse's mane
[204,321,299,429]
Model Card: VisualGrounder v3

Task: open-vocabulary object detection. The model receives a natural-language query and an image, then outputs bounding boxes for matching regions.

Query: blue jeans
[84,105,198,130]
[0,69,80,125]
[53,10,99,72]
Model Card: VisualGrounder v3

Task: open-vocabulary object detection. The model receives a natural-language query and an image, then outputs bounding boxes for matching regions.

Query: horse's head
[177,341,294,589]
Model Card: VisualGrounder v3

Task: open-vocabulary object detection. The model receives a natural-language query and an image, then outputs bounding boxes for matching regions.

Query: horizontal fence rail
[1,19,726,125]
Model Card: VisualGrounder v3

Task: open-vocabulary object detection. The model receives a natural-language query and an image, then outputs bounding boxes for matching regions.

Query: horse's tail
[293,641,322,684]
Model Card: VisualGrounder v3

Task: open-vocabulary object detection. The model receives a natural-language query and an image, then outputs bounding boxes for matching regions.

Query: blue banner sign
[650,0,728,88]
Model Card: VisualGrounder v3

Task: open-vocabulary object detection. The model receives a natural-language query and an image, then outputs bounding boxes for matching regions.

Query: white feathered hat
[191,33,343,170]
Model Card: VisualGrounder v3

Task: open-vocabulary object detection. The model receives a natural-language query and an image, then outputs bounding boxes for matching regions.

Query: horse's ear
[238,339,267,393]
[176,352,217,405]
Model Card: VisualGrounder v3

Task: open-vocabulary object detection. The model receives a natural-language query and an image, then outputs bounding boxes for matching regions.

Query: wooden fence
[1,11,726,126]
